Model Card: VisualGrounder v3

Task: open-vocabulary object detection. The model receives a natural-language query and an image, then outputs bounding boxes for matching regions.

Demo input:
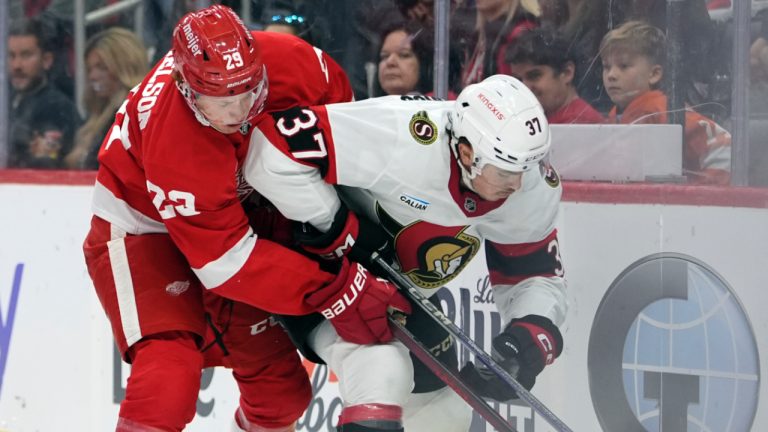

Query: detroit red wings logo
[395,222,480,289]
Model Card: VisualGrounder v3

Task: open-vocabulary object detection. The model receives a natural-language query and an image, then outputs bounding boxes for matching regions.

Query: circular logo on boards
[588,253,759,432]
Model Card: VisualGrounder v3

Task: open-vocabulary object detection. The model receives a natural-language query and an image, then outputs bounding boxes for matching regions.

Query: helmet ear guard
[451,75,551,173]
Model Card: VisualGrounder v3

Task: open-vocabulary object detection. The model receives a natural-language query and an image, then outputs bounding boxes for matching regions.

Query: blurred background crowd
[1,0,767,186]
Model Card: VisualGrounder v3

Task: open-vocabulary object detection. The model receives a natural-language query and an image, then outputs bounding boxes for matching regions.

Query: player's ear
[561,61,575,85]
[41,51,54,71]
[457,141,474,168]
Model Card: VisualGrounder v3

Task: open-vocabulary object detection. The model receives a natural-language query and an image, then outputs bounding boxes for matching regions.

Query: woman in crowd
[376,19,461,98]
[64,27,148,169]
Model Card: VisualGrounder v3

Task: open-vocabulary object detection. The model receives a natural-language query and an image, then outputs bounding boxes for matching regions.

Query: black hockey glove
[295,204,394,274]
[459,315,563,402]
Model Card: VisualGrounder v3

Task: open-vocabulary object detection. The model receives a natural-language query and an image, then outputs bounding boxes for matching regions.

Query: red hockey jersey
[90,32,353,315]
[607,90,731,185]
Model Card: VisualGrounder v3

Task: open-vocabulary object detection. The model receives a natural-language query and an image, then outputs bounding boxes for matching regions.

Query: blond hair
[77,28,148,152]
[599,20,666,67]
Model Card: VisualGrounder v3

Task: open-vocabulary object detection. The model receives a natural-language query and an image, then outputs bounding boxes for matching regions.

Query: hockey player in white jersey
[246,75,567,432]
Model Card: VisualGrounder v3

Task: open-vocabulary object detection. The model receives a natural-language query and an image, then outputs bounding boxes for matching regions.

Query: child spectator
[601,20,731,185]
[63,28,148,170]
[506,28,603,123]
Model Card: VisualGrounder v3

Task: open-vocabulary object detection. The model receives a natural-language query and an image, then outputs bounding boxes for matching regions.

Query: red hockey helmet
[172,5,268,128]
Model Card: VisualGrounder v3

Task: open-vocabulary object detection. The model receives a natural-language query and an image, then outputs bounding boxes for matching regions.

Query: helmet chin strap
[460,164,479,193]
[448,123,481,193]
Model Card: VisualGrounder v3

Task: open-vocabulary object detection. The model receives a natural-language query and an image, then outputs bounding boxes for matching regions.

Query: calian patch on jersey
[409,110,438,145]
[399,193,430,211]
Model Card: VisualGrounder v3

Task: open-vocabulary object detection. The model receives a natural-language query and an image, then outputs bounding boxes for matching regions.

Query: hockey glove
[459,315,563,401]
[295,205,393,271]
[305,259,411,345]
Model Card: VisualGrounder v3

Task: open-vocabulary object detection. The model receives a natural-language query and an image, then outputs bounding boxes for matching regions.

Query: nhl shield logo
[409,110,438,145]
[464,197,477,212]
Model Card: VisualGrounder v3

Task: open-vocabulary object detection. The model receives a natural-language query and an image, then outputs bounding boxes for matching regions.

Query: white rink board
[1,182,766,432]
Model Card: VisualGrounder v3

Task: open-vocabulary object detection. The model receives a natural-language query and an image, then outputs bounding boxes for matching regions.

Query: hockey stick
[374,254,574,432]
[388,314,518,432]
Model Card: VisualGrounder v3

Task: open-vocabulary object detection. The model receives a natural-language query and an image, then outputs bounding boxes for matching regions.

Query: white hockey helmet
[452,74,550,173]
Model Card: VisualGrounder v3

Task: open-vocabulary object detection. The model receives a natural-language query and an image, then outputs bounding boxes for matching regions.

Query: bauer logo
[409,111,438,145]
[588,253,759,432]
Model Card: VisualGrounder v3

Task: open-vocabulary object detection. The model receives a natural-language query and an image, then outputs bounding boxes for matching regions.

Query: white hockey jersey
[246,95,567,325]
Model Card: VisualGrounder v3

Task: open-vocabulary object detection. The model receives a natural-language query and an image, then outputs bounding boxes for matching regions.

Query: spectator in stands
[376,19,461,98]
[7,18,81,169]
[460,0,540,87]
[262,1,310,40]
[613,0,720,115]
[63,28,148,170]
[506,28,603,123]
[557,0,612,112]
[601,21,731,185]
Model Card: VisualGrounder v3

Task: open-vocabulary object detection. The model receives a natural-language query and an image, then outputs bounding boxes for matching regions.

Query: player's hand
[459,315,562,401]
[295,206,393,274]
[305,259,411,344]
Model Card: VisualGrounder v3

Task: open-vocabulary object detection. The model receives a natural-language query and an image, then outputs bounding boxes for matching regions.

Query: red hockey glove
[305,259,411,345]
[460,315,562,401]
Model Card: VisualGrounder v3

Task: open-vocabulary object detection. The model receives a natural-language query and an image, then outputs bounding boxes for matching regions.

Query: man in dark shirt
[8,18,81,169]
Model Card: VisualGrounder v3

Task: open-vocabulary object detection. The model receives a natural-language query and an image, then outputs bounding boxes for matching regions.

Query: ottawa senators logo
[409,110,438,145]
[376,204,480,289]
[395,223,480,289]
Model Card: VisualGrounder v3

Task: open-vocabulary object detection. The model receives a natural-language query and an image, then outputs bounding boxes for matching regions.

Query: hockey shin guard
[118,332,203,431]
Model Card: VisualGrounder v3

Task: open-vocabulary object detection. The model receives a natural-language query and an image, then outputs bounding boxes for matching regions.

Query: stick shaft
[389,316,518,432]
[374,254,573,432]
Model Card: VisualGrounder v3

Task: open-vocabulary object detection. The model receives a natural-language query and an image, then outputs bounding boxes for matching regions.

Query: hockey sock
[337,404,403,431]
[337,423,404,432]
[232,355,311,429]
[119,332,203,431]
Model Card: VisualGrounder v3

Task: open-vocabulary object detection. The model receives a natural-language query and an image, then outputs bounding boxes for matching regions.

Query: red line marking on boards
[2,169,768,208]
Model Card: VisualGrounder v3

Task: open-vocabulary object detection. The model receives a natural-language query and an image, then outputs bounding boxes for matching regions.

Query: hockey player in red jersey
[82,5,409,432]
[245,75,567,431]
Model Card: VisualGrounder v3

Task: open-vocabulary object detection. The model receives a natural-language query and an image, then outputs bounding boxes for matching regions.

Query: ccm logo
[319,233,356,260]
[537,333,555,365]
[319,263,368,319]
[250,316,279,335]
